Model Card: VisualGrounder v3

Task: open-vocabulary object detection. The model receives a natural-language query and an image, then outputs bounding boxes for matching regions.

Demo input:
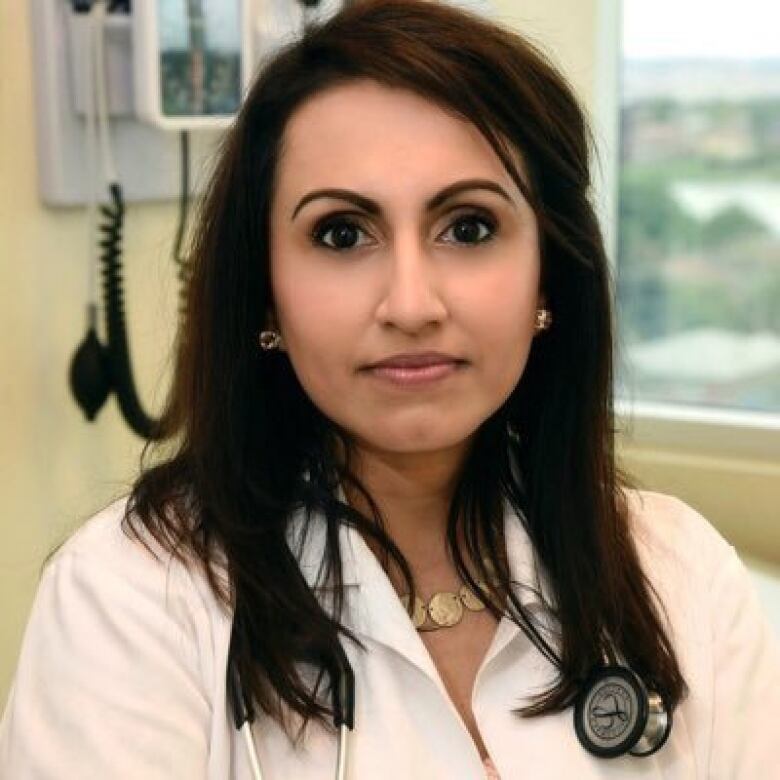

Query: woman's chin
[352,424,479,458]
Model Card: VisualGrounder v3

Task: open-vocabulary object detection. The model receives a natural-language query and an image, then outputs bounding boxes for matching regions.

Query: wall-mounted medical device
[31,0,492,203]
[30,0,345,204]
[31,0,357,437]
[133,0,254,130]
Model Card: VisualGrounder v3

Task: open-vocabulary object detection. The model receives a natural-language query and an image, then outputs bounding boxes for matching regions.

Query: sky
[623,0,780,60]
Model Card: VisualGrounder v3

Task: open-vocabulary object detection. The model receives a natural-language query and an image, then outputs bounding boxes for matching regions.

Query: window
[615,0,780,415]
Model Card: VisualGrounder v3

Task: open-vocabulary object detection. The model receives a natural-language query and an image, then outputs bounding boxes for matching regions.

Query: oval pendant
[428,592,463,627]
[459,582,486,612]
[400,594,428,628]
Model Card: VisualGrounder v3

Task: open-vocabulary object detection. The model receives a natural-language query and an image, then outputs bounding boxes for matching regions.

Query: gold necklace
[400,579,489,632]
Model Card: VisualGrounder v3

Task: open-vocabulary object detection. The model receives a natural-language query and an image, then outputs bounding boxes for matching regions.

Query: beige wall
[1,0,777,709]
[0,1,182,702]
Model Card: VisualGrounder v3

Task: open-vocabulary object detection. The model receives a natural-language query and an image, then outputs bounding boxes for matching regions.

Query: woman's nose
[374,239,448,334]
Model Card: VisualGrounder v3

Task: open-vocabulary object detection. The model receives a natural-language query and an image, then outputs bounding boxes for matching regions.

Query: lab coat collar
[286,487,556,683]
[287,486,549,602]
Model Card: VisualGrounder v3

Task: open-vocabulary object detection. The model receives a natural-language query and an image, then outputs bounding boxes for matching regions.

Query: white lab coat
[1,488,779,779]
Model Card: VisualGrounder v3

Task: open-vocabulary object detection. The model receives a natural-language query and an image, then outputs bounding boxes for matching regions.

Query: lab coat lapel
[467,497,560,675]
[341,523,447,681]
[286,498,441,682]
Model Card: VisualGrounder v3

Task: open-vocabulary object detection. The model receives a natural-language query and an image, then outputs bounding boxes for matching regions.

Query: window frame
[593,0,780,461]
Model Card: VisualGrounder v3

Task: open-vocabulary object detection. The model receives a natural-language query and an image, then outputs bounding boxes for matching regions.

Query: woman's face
[269,80,542,462]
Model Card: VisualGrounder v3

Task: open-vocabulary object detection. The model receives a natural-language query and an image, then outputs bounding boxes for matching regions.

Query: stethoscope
[573,660,672,758]
[229,647,355,780]
[228,630,671,778]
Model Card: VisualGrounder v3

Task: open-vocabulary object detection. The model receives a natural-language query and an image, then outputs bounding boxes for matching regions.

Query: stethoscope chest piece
[574,665,672,759]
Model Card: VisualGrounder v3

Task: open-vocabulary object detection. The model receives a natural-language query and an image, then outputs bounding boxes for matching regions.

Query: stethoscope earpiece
[574,664,672,759]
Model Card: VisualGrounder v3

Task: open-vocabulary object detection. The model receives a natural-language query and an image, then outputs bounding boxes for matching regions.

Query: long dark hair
[125,0,686,739]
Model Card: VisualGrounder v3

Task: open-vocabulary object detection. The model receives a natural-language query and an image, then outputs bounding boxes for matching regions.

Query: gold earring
[534,308,552,332]
[258,330,283,350]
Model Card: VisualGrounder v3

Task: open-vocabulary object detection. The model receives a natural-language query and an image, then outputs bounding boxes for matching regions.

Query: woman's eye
[441,213,496,246]
[310,211,497,252]
[311,218,371,251]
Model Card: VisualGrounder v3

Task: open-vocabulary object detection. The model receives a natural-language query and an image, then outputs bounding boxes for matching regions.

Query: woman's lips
[364,360,465,386]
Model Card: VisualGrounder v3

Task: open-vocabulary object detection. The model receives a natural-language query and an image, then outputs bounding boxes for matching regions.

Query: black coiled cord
[68,183,165,439]
[99,182,164,439]
[70,132,191,440]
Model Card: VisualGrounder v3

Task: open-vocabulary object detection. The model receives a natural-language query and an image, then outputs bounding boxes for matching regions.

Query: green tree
[700,205,770,249]
[617,174,699,339]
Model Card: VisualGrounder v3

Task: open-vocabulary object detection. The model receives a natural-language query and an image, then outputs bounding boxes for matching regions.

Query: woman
[2,1,778,777]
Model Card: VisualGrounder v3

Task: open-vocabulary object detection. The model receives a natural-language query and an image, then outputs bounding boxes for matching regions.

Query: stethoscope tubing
[236,663,351,780]
[336,724,349,780]
[242,716,350,780]
[241,721,265,780]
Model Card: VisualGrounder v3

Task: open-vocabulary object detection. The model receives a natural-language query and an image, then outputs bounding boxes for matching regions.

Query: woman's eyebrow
[290,178,515,221]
